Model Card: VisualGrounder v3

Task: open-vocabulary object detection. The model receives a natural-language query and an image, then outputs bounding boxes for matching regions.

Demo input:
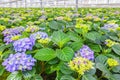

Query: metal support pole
[75,0,78,12]
[108,0,109,4]
[30,0,32,7]
[16,1,18,8]
[40,0,42,8]
[25,0,26,8]
[64,0,65,7]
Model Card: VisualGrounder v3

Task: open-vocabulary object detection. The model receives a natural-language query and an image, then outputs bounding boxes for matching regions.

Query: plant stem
[77,74,81,80]
[40,61,45,74]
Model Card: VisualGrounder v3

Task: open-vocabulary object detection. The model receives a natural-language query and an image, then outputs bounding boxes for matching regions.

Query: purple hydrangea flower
[101,24,119,31]
[30,31,48,41]
[75,45,94,60]
[2,27,25,45]
[2,27,25,36]
[13,38,35,52]
[2,52,36,72]
[3,34,21,45]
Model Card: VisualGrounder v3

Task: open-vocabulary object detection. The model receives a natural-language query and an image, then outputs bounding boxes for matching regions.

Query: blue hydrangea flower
[2,52,36,72]
[4,34,21,45]
[101,24,119,31]
[2,27,24,44]
[2,27,25,36]
[13,38,35,52]
[75,45,94,60]
[30,31,48,41]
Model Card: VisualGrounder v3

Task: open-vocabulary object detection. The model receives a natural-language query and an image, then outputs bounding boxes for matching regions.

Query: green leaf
[0,44,12,55]
[85,69,96,75]
[22,68,36,80]
[0,65,5,76]
[34,74,43,80]
[48,21,59,30]
[85,31,101,42]
[51,31,70,48]
[60,75,75,80]
[89,44,101,52]
[112,44,120,55]
[67,31,81,41]
[7,71,22,80]
[96,63,109,74]
[56,71,63,80]
[47,62,64,74]
[95,55,108,64]
[82,74,96,80]
[70,40,83,51]
[96,63,116,80]
[113,74,120,80]
[57,47,74,61]
[112,66,120,73]
[60,64,73,74]
[34,48,56,61]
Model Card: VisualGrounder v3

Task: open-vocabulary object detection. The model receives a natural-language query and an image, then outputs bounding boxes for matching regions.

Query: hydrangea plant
[0,8,120,80]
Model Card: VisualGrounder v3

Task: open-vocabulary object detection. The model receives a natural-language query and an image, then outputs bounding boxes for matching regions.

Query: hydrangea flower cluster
[107,58,119,67]
[68,57,94,75]
[101,24,119,31]
[55,16,64,20]
[93,16,101,21]
[0,25,6,31]
[30,31,49,44]
[4,34,21,45]
[75,45,94,61]
[2,27,25,44]
[84,14,93,20]
[2,52,36,72]
[30,31,48,40]
[105,39,118,47]
[13,38,35,52]
[25,25,39,33]
[2,27,25,36]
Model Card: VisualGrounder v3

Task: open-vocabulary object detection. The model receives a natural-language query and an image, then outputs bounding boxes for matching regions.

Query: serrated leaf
[48,21,59,30]
[112,66,120,73]
[0,65,5,76]
[96,63,109,73]
[7,71,22,80]
[57,47,74,61]
[51,31,70,48]
[82,74,96,80]
[67,31,81,41]
[60,75,75,80]
[85,69,96,75]
[113,74,120,80]
[34,74,43,80]
[60,64,73,74]
[96,63,116,80]
[89,44,101,52]
[22,68,36,80]
[70,40,83,51]
[95,55,108,64]
[34,48,56,61]
[85,31,101,42]
[112,44,120,55]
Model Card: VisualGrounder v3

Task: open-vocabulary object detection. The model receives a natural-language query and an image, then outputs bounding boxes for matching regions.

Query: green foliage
[7,72,22,80]
[1,8,120,80]
[82,74,96,80]
[112,44,120,55]
[51,31,70,48]
[0,65,5,76]
[34,48,56,61]
[56,47,74,61]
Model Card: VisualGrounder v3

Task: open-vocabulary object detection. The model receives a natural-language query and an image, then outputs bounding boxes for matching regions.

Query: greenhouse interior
[0,0,120,80]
